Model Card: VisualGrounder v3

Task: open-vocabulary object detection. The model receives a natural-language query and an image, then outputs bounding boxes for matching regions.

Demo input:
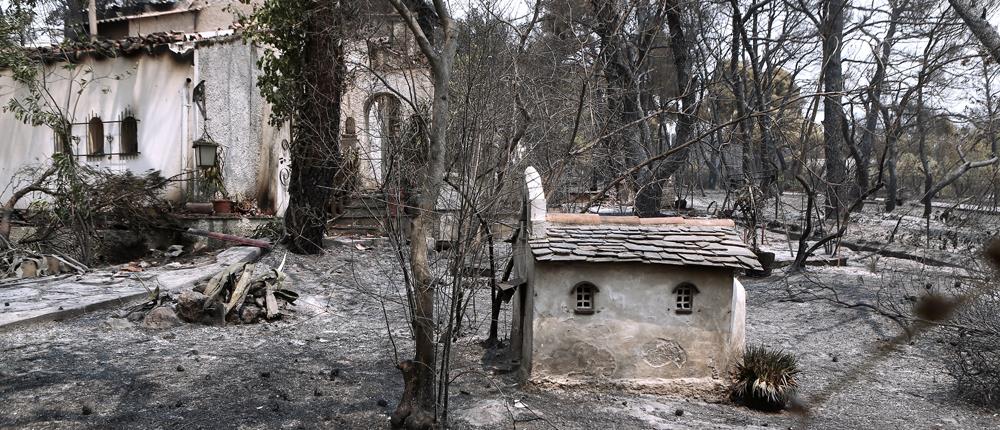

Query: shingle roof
[529,214,762,271]
[13,31,239,66]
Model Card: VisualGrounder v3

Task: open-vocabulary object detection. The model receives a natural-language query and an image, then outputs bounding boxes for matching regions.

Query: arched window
[344,117,357,136]
[572,282,599,315]
[674,283,699,314]
[87,117,104,156]
[120,115,138,155]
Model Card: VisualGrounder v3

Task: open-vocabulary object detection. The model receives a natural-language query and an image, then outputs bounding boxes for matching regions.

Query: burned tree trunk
[820,0,847,219]
[590,0,683,217]
[590,0,653,214]
[390,360,421,428]
[284,2,347,254]
[657,0,696,191]
[852,8,897,211]
[885,128,899,212]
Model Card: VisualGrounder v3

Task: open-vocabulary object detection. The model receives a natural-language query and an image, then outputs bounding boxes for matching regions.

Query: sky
[450,0,533,19]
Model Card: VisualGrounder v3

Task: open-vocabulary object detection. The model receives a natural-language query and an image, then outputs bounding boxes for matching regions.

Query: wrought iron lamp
[193,134,219,168]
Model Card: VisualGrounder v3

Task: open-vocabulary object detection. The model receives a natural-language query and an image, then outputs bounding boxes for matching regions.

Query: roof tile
[528,219,761,271]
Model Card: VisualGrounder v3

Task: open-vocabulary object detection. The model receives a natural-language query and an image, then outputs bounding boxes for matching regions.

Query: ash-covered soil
[1,239,998,429]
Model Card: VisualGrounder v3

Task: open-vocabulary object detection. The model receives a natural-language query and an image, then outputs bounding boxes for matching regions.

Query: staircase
[327,192,404,236]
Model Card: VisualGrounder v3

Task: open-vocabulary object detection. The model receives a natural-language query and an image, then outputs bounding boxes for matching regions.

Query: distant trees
[584,0,696,216]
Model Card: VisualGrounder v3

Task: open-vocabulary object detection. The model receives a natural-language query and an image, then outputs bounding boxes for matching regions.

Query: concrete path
[0,247,261,331]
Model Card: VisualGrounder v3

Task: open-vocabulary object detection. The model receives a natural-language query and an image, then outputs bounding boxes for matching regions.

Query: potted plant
[206,167,232,215]
[192,135,232,215]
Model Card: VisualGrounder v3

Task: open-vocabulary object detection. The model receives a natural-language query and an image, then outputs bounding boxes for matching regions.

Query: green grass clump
[731,344,800,411]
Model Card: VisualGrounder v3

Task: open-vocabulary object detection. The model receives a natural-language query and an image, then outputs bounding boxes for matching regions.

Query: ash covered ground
[1,232,999,429]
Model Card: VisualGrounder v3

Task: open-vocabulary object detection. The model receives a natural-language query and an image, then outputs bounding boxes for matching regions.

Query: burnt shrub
[731,344,800,411]
[944,289,1000,407]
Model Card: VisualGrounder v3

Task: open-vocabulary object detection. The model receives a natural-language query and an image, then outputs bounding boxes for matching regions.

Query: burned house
[509,167,761,385]
[0,0,430,214]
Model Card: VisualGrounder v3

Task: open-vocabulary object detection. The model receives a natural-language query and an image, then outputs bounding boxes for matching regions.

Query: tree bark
[726,3,749,188]
[632,0,695,216]
[885,126,899,212]
[654,0,697,196]
[590,0,676,217]
[916,90,934,218]
[948,0,1000,64]
[820,0,848,218]
[283,2,347,255]
[387,1,457,427]
[591,0,652,214]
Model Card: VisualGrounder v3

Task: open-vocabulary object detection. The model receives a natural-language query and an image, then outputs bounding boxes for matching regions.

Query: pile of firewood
[176,256,298,325]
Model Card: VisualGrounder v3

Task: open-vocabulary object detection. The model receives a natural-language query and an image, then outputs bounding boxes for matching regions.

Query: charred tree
[851,7,898,210]
[820,0,848,219]
[283,2,349,254]
[590,0,691,217]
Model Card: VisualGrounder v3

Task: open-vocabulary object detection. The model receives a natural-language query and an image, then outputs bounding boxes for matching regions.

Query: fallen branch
[182,228,273,249]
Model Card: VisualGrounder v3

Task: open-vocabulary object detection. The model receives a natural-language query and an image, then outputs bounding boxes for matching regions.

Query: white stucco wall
[197,40,288,213]
[1,40,290,214]
[2,23,423,215]
[729,278,747,362]
[342,39,433,188]
[0,54,192,207]
[115,7,432,193]
[528,261,738,382]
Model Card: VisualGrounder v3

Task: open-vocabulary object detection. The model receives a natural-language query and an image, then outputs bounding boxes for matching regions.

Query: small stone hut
[508,167,761,386]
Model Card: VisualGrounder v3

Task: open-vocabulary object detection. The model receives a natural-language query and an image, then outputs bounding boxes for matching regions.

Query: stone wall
[528,261,739,382]
[340,41,433,188]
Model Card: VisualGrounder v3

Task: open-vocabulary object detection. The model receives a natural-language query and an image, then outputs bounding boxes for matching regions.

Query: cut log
[203,262,244,302]
[264,289,279,320]
[53,252,88,272]
[224,263,256,314]
[176,290,208,322]
[182,228,272,249]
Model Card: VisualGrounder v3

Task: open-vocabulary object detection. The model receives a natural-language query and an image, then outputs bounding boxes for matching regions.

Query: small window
[344,117,357,136]
[573,282,598,314]
[674,283,699,314]
[120,115,138,155]
[87,117,104,156]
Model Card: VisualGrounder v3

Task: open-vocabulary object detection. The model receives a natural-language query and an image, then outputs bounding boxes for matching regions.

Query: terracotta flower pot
[184,202,214,214]
[212,199,233,215]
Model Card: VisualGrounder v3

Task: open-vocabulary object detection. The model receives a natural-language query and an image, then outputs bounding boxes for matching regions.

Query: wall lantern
[193,135,219,168]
